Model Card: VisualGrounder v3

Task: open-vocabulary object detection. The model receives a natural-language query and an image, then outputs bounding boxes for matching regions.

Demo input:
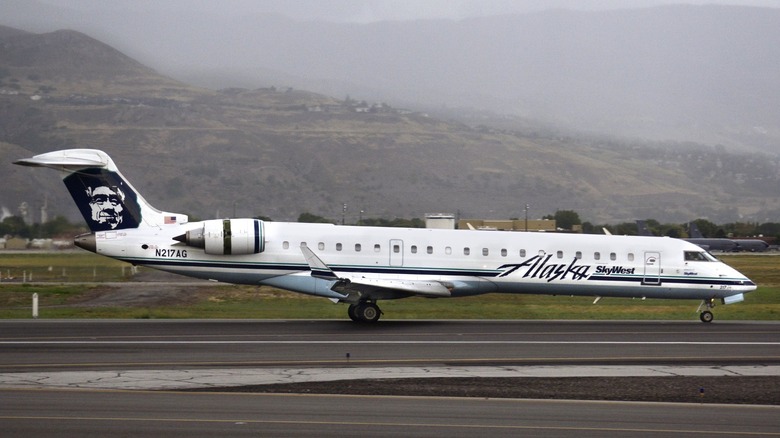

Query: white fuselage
[98,221,756,303]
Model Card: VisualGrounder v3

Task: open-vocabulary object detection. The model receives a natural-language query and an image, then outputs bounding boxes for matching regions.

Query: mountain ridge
[1,26,778,226]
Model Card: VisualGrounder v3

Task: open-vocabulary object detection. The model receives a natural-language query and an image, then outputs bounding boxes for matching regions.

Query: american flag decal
[164,216,176,224]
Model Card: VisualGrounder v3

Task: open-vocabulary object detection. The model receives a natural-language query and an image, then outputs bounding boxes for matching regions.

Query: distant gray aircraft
[637,221,768,252]
[687,223,768,252]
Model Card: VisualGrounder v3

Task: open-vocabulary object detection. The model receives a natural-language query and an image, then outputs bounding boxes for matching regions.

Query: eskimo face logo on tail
[65,168,142,231]
[86,185,125,229]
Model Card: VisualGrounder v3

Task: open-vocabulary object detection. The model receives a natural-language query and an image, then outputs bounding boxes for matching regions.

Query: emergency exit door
[642,251,661,285]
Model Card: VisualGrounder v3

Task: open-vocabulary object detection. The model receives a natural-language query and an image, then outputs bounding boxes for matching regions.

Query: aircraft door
[389,239,403,267]
[642,251,661,285]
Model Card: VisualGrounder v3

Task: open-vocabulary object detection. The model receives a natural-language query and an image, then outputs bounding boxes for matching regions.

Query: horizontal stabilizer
[14,149,110,170]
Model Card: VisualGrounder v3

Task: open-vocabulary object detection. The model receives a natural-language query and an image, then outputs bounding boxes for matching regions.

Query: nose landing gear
[697,298,716,323]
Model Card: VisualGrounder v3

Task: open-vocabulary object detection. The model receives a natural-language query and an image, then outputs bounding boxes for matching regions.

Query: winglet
[300,245,339,279]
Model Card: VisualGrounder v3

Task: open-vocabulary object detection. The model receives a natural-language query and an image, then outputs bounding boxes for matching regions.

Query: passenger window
[411,245,417,254]
[427,246,433,254]
[394,244,401,253]
[283,241,290,250]
[445,246,452,255]
[610,252,616,261]
[300,242,307,248]
[464,247,471,256]
[628,253,634,261]
[336,243,342,251]
[318,242,325,251]
[594,252,601,260]
[501,248,507,257]
[575,251,582,259]
[355,244,361,252]
[482,248,489,256]
[557,250,563,259]
[519,249,526,257]
[374,244,381,252]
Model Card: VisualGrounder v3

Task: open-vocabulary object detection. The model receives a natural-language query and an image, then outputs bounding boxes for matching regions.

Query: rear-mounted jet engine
[174,218,264,255]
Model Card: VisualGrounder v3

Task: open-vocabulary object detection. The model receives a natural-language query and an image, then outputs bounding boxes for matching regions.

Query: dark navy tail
[15,149,186,232]
[63,167,143,231]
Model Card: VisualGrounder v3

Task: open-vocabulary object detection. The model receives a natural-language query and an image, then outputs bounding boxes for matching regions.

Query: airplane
[637,220,769,253]
[687,222,769,253]
[15,149,757,323]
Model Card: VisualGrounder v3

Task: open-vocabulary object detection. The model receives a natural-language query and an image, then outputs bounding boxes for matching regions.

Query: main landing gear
[698,298,715,323]
[347,302,382,323]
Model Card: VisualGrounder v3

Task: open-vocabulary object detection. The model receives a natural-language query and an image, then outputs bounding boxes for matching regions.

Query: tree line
[3,211,779,241]
[0,216,85,239]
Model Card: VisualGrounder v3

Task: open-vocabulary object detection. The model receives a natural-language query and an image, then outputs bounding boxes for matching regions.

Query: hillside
[1,26,779,225]
[3,3,778,153]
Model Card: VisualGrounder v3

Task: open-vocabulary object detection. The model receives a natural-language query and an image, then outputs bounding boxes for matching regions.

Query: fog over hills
[1,16,780,226]
[2,2,779,152]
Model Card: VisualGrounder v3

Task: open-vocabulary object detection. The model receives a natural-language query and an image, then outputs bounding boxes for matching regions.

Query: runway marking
[1,340,779,345]
[5,356,780,370]
[0,415,776,435]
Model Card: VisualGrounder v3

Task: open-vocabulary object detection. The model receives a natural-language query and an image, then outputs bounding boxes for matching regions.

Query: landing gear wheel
[700,310,714,323]
[354,302,381,323]
[347,304,359,322]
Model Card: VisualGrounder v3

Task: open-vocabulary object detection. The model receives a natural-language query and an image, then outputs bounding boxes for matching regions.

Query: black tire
[700,310,714,323]
[347,304,359,322]
[356,303,381,323]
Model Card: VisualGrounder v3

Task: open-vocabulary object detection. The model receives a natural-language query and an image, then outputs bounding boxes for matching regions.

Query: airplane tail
[635,220,654,236]
[688,222,704,239]
[14,149,186,232]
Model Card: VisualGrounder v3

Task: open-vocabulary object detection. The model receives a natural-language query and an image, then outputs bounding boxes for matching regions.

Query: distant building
[40,198,48,224]
[29,239,53,250]
[425,213,456,229]
[4,237,28,250]
[458,218,556,232]
[18,202,31,225]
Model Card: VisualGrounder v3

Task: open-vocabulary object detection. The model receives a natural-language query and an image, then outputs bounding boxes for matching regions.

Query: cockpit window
[685,251,717,262]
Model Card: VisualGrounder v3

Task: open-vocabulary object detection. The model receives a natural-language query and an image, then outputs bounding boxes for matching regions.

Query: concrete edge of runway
[2,319,779,324]
[1,365,778,391]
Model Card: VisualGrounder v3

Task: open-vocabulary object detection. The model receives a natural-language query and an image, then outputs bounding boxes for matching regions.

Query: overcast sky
[5,0,779,155]
[39,0,780,23]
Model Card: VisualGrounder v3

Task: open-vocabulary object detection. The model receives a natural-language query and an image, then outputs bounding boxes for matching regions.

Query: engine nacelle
[175,219,265,255]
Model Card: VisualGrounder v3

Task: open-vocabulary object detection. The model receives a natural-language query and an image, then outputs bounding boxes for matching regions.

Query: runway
[3,388,779,437]
[2,319,779,370]
[1,320,779,436]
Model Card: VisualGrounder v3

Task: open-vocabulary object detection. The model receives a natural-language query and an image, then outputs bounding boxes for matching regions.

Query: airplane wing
[332,277,452,297]
[300,246,451,299]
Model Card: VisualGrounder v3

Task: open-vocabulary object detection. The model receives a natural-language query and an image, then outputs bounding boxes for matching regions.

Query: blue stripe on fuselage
[119,257,751,287]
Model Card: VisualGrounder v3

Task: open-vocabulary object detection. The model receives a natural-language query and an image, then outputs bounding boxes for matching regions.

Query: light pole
[524,203,529,232]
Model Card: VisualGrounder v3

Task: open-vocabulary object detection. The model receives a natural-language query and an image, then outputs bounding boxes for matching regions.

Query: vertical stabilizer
[636,220,654,236]
[14,149,186,231]
[689,222,704,239]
